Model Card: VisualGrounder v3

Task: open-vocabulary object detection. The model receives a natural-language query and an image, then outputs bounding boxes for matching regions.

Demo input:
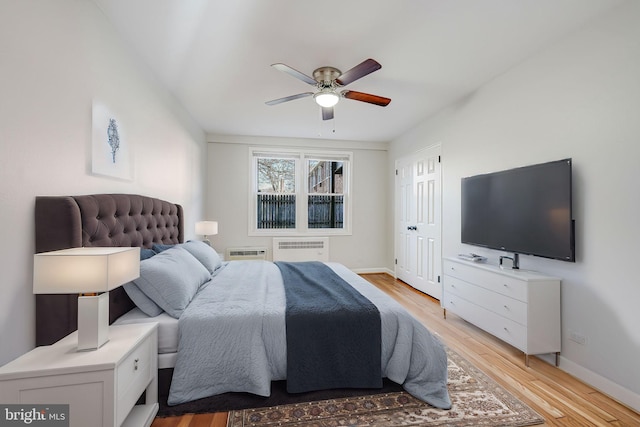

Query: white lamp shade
[33,247,140,294]
[195,221,218,236]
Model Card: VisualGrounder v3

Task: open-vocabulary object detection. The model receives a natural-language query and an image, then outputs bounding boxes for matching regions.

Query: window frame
[249,147,352,236]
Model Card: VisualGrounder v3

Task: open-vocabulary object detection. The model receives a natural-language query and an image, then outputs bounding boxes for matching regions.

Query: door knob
[407,225,417,231]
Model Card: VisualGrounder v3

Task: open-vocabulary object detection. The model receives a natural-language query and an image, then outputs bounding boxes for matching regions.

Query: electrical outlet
[569,330,587,345]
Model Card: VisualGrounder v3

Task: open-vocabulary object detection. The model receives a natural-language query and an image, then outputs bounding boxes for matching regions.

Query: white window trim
[249,147,352,236]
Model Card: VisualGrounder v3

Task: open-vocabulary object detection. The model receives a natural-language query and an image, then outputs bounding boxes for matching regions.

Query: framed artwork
[91,102,133,180]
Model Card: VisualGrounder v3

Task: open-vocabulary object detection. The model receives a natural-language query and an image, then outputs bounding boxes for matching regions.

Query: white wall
[206,135,388,271]
[0,0,206,365]
[389,1,640,410]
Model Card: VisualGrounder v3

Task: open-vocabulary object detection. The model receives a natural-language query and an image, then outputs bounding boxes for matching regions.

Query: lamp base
[202,238,211,246]
[77,292,109,351]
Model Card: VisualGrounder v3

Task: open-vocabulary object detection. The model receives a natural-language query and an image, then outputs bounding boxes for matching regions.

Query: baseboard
[559,355,640,413]
[352,267,395,276]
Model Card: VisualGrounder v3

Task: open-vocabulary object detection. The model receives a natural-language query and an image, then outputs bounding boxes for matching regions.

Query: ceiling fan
[265,58,391,121]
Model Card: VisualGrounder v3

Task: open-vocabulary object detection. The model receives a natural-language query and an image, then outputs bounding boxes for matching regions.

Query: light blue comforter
[168,261,451,409]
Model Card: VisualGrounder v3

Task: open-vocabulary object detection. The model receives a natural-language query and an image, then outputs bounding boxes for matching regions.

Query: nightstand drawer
[116,332,153,426]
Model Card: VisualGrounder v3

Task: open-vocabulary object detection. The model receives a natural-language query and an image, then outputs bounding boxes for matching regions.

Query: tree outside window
[256,157,296,229]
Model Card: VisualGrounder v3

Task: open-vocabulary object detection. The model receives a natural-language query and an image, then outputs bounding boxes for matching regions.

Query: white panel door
[395,145,442,299]
[396,157,414,284]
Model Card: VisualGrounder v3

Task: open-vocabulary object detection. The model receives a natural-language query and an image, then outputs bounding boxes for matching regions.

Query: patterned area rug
[227,349,544,427]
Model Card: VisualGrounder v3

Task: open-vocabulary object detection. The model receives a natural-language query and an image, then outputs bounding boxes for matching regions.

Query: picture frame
[91,102,133,180]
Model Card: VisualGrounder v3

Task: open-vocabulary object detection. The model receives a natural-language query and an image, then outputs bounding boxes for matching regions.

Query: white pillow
[133,246,210,318]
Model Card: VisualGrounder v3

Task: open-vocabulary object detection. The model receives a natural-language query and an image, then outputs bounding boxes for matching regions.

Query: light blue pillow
[182,240,222,274]
[123,281,163,317]
[133,246,210,318]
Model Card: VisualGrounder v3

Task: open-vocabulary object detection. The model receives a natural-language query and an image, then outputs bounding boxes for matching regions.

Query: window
[250,148,352,235]
[307,159,344,229]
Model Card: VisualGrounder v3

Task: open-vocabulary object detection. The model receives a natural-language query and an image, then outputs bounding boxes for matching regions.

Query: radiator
[225,247,267,261]
[272,237,329,262]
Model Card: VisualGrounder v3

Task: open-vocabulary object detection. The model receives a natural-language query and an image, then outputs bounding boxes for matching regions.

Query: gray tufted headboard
[34,194,184,346]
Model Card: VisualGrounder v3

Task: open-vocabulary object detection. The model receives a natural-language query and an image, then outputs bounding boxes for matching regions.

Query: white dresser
[442,257,561,365]
[0,323,158,427]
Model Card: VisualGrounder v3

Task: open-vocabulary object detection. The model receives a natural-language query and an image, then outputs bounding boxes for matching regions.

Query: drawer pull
[503,305,509,310]
[503,327,509,332]
[134,358,139,371]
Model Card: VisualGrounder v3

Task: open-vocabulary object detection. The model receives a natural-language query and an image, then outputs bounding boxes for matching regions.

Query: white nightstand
[0,323,158,427]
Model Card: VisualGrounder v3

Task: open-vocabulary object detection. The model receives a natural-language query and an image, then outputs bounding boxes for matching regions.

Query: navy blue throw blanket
[275,261,382,393]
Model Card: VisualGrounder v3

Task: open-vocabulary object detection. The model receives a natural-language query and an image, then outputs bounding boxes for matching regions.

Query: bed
[34,194,451,410]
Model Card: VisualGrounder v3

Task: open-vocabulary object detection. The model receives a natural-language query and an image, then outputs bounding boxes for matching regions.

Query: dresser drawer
[444,260,528,302]
[116,333,153,426]
[444,276,527,325]
[443,293,527,351]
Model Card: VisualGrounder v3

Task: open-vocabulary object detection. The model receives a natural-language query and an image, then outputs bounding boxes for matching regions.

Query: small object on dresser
[457,253,487,262]
[499,254,519,270]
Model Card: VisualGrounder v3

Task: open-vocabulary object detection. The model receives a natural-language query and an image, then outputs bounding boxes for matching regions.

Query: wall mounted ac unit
[225,247,267,261]
[272,237,329,262]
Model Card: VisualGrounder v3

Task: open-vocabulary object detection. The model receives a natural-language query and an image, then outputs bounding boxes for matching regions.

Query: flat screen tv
[461,158,575,263]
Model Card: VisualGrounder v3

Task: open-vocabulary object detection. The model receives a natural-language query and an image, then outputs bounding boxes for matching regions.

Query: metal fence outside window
[308,195,343,229]
[257,194,343,229]
[257,194,296,229]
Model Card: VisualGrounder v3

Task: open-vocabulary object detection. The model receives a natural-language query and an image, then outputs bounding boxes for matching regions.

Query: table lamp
[33,247,140,351]
[195,221,218,246]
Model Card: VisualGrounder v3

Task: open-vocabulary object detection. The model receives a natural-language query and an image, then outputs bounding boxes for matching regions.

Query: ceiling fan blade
[271,63,317,86]
[321,107,334,121]
[335,59,381,86]
[265,92,313,106]
[342,90,391,106]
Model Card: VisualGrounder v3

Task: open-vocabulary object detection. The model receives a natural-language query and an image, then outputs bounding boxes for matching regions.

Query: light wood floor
[151,273,640,427]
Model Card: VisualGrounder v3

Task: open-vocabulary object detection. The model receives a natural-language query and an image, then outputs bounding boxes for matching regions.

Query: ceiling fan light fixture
[267,60,390,116]
[314,90,340,108]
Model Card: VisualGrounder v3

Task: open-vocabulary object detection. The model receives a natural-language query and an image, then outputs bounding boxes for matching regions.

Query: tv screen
[461,158,575,262]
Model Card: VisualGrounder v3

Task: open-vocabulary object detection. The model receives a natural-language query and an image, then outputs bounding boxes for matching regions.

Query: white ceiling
[93,0,622,143]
